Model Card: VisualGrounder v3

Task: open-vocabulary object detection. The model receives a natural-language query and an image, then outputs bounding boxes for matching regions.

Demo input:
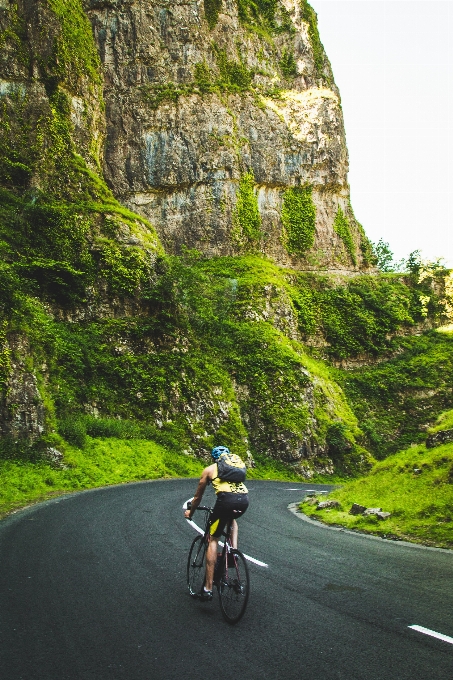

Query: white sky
[309,0,453,267]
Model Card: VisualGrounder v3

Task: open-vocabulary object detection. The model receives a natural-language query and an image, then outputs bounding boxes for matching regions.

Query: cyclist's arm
[185,465,213,519]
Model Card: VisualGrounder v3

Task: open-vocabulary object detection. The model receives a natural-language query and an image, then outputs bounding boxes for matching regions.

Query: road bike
[186,505,250,624]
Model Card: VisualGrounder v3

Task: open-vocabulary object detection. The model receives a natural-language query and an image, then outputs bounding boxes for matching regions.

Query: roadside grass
[299,442,453,549]
[0,438,310,519]
[247,452,314,482]
[0,438,205,519]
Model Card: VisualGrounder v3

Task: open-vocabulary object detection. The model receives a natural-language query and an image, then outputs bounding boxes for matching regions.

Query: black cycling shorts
[209,492,249,538]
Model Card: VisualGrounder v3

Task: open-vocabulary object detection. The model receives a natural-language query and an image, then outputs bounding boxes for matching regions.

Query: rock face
[0,335,45,441]
[84,0,371,269]
[426,429,453,448]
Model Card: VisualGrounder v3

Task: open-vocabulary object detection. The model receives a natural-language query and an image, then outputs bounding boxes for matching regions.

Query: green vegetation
[0,252,381,472]
[281,186,316,257]
[333,207,356,265]
[139,82,191,110]
[371,239,441,276]
[236,0,296,38]
[237,0,279,37]
[428,408,453,434]
[359,227,375,268]
[292,270,446,359]
[247,452,311,481]
[346,201,375,268]
[339,329,453,458]
[232,172,263,250]
[141,50,254,106]
[204,0,223,29]
[279,48,298,79]
[138,3,328,105]
[215,46,254,91]
[46,0,102,88]
[0,48,161,307]
[300,0,328,82]
[0,4,29,72]
[373,238,396,272]
[2,241,447,470]
[299,441,453,549]
[0,438,205,519]
[194,61,216,94]
[0,184,161,307]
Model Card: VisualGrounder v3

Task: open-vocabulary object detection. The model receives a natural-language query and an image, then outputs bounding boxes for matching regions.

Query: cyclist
[184,445,249,601]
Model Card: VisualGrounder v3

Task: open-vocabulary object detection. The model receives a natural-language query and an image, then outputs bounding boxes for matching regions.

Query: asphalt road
[0,479,452,679]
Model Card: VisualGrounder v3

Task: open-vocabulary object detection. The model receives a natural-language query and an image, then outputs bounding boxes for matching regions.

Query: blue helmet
[211,445,230,460]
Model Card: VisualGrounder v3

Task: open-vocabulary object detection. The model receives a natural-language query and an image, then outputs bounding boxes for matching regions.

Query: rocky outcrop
[426,429,453,448]
[0,335,45,441]
[349,503,366,515]
[83,0,372,270]
[317,499,340,509]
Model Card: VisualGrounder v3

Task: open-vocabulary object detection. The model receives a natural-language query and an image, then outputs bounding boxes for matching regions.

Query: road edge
[288,503,453,554]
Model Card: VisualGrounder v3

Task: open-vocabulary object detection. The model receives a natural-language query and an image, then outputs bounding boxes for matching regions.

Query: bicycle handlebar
[187,502,213,512]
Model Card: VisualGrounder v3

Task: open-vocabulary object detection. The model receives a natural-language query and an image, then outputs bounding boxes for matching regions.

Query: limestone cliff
[86,0,371,268]
[1,0,372,271]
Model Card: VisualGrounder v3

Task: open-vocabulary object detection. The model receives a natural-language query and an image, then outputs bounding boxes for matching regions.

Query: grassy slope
[0,438,202,518]
[300,434,453,549]
[338,328,453,458]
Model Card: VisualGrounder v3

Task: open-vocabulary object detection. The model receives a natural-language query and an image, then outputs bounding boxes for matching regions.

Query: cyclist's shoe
[199,587,213,602]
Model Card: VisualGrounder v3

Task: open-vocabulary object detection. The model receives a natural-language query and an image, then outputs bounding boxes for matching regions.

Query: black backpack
[216,452,247,483]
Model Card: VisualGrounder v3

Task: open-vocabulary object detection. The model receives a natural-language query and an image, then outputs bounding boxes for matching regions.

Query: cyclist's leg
[230,518,238,549]
[204,536,218,591]
[206,499,229,591]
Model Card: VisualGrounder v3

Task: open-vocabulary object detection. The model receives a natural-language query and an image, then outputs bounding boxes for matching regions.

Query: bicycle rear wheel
[218,549,249,624]
[187,535,207,597]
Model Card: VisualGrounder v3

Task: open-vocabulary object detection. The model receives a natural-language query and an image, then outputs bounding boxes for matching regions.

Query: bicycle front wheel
[218,549,249,624]
[187,535,207,597]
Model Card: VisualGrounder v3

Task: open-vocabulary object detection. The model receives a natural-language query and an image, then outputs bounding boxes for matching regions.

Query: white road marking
[183,499,268,568]
[285,488,303,491]
[240,553,268,568]
[409,625,453,645]
[186,519,203,535]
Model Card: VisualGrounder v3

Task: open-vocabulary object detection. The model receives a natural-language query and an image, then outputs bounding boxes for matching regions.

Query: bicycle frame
[187,504,250,623]
[191,506,238,584]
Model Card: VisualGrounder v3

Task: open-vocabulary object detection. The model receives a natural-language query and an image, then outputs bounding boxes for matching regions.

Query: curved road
[0,479,452,679]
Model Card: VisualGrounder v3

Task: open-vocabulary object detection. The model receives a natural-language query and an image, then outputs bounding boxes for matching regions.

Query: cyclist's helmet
[211,445,230,460]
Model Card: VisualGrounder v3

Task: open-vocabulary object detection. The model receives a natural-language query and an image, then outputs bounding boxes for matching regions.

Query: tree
[373,239,395,272]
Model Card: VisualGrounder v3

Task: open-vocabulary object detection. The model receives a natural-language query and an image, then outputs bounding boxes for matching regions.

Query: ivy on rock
[232,171,263,251]
[281,186,316,257]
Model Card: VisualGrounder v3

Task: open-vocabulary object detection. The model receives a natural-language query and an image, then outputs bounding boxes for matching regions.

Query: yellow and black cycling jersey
[211,463,248,495]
